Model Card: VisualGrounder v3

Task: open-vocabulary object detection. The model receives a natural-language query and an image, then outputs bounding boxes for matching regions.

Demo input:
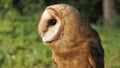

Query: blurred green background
[0,0,120,68]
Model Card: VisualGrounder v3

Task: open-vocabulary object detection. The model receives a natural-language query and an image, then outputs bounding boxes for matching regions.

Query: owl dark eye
[48,19,57,26]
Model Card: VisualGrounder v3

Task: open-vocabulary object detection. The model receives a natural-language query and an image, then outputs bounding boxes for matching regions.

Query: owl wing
[89,38,104,68]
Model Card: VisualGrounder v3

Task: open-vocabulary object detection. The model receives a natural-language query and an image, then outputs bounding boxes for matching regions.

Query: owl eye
[48,19,57,26]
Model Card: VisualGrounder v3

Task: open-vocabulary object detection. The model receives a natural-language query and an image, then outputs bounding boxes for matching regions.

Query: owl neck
[51,40,94,68]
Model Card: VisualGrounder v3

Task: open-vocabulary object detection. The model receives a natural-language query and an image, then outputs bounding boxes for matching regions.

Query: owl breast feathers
[38,4,104,68]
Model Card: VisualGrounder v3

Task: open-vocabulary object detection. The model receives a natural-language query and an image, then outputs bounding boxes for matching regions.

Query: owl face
[38,7,63,44]
[38,4,82,45]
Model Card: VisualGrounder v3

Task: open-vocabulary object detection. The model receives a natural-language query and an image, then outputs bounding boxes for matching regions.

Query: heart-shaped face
[38,7,63,44]
[38,4,82,45]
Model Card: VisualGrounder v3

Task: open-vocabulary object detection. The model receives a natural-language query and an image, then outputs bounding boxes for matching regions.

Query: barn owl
[38,4,104,68]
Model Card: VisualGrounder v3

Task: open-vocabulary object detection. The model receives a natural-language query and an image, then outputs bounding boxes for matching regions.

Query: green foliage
[0,13,53,68]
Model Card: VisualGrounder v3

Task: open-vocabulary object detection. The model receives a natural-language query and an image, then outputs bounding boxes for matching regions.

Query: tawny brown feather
[38,4,104,68]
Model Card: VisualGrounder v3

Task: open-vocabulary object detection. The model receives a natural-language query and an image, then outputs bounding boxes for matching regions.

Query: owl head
[38,4,91,46]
